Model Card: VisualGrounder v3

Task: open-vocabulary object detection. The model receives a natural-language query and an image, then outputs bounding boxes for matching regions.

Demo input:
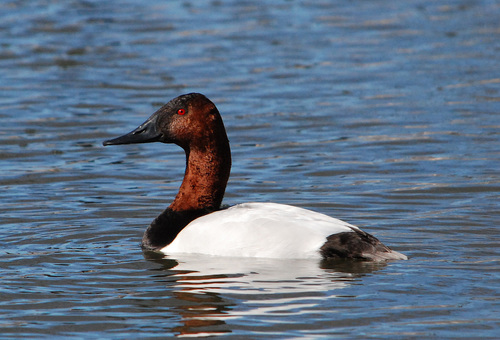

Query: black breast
[141,208,209,251]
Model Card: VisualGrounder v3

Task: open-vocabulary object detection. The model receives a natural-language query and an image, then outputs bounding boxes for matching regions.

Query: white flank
[161,202,358,259]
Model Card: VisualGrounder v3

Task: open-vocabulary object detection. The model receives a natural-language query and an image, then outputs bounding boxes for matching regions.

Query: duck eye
[177,109,186,115]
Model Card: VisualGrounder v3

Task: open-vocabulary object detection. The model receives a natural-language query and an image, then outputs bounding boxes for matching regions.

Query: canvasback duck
[103,93,407,261]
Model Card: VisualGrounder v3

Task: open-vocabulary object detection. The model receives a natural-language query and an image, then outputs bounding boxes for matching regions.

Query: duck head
[103,93,229,153]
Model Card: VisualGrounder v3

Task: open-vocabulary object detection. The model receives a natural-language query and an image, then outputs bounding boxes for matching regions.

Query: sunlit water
[1,0,499,338]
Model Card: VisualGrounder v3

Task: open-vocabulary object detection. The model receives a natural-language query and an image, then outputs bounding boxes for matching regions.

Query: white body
[161,202,360,259]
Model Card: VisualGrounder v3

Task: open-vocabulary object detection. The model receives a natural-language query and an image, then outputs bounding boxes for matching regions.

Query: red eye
[177,109,186,115]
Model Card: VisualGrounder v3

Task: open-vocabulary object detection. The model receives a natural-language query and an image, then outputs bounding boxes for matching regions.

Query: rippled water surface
[1,0,499,338]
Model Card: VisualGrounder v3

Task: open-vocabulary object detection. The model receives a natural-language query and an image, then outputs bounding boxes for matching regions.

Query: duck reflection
[143,251,386,337]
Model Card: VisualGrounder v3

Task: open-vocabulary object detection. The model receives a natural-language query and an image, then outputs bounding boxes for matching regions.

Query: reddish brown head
[104,93,228,152]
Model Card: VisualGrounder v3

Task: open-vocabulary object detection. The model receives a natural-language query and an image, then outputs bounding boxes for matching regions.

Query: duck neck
[169,140,231,213]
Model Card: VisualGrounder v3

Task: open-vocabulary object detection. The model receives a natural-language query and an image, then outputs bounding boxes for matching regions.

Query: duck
[103,93,407,261]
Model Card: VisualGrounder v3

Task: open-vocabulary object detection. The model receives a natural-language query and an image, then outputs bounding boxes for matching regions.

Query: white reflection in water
[144,252,386,337]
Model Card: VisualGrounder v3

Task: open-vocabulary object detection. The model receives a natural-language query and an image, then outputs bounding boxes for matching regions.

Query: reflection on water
[144,252,387,337]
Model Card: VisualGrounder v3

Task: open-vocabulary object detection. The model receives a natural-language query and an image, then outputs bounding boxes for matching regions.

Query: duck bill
[103,116,161,146]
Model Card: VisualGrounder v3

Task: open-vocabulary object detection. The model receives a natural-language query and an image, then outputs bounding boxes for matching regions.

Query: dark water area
[1,0,499,338]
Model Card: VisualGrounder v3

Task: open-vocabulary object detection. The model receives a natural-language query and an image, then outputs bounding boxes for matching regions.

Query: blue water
[1,0,499,338]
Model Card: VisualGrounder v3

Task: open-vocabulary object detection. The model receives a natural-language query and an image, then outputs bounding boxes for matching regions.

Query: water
[1,0,499,338]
